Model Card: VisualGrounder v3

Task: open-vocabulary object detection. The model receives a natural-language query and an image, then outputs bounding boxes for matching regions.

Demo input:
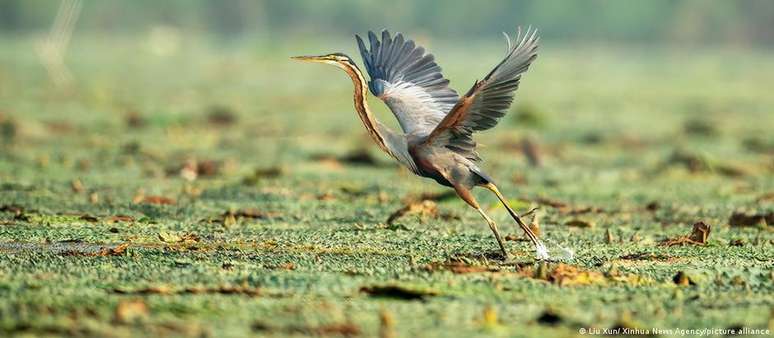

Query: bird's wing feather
[375,121,419,174]
[425,27,539,161]
[356,30,459,135]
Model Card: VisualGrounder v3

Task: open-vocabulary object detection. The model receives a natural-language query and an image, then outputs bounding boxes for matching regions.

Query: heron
[293,27,548,260]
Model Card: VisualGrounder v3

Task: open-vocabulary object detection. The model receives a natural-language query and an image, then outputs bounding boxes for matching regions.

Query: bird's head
[291,53,356,70]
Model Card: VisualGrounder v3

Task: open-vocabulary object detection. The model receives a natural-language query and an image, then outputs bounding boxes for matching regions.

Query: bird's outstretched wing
[356,30,459,136]
[424,27,539,161]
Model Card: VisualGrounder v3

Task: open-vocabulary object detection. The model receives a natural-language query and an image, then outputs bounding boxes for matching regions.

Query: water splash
[552,243,575,261]
[533,238,575,261]
[534,240,550,260]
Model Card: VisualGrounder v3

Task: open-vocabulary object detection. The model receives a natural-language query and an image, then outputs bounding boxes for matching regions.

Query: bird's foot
[500,251,513,262]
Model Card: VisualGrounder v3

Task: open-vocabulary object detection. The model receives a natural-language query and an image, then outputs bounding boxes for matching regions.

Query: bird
[292,27,548,260]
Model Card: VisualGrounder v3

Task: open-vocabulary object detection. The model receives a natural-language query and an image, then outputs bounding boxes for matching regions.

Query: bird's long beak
[291,55,326,63]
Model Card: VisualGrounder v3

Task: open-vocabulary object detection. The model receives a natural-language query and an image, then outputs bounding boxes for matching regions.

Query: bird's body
[293,28,548,260]
[409,138,486,189]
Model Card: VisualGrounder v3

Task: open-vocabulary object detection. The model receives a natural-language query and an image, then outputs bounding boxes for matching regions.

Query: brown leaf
[528,210,541,237]
[379,309,396,338]
[715,163,752,177]
[402,191,457,204]
[521,137,543,167]
[207,105,237,126]
[386,200,438,225]
[77,159,91,171]
[182,285,260,296]
[158,232,199,243]
[317,192,336,201]
[314,323,361,336]
[311,149,381,168]
[360,285,438,300]
[242,167,284,185]
[479,306,499,328]
[125,111,146,128]
[71,179,85,193]
[315,157,344,171]
[630,233,641,243]
[178,159,198,181]
[228,208,278,219]
[729,211,772,227]
[113,285,260,297]
[673,271,697,286]
[79,214,99,222]
[546,264,607,286]
[252,321,360,336]
[222,213,237,226]
[179,233,200,243]
[1,204,25,216]
[46,120,74,134]
[660,222,711,246]
[756,192,774,203]
[172,159,222,181]
[535,197,604,215]
[140,195,176,205]
[605,228,615,244]
[100,243,129,256]
[61,243,129,257]
[269,262,296,270]
[114,299,149,324]
[667,150,710,173]
[108,215,134,223]
[339,149,379,166]
[535,309,563,326]
[216,208,279,225]
[511,173,528,184]
[0,114,17,143]
[618,252,672,261]
[564,219,594,228]
[196,160,220,177]
[113,285,172,295]
[535,197,567,209]
[14,213,31,222]
[424,260,501,274]
[688,221,711,243]
[567,206,605,215]
[448,264,495,274]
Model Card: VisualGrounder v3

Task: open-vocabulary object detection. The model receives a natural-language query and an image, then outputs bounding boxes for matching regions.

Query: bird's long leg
[451,184,509,259]
[475,207,510,260]
[483,183,547,258]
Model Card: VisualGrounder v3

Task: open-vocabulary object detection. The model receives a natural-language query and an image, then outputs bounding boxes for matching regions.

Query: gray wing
[425,27,539,161]
[375,121,419,174]
[356,30,459,136]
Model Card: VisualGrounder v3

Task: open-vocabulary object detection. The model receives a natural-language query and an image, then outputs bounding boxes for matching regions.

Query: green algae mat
[1,38,773,337]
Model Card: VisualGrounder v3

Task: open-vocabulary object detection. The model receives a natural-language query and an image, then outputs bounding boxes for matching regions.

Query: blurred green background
[2,0,774,45]
[0,1,772,338]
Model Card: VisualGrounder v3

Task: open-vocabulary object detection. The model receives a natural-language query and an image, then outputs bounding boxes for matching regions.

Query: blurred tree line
[1,0,772,47]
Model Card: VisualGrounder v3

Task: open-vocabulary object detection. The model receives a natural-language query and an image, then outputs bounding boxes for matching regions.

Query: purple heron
[293,27,547,260]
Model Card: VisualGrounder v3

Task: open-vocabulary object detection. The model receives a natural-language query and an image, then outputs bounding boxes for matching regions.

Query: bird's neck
[339,63,391,154]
